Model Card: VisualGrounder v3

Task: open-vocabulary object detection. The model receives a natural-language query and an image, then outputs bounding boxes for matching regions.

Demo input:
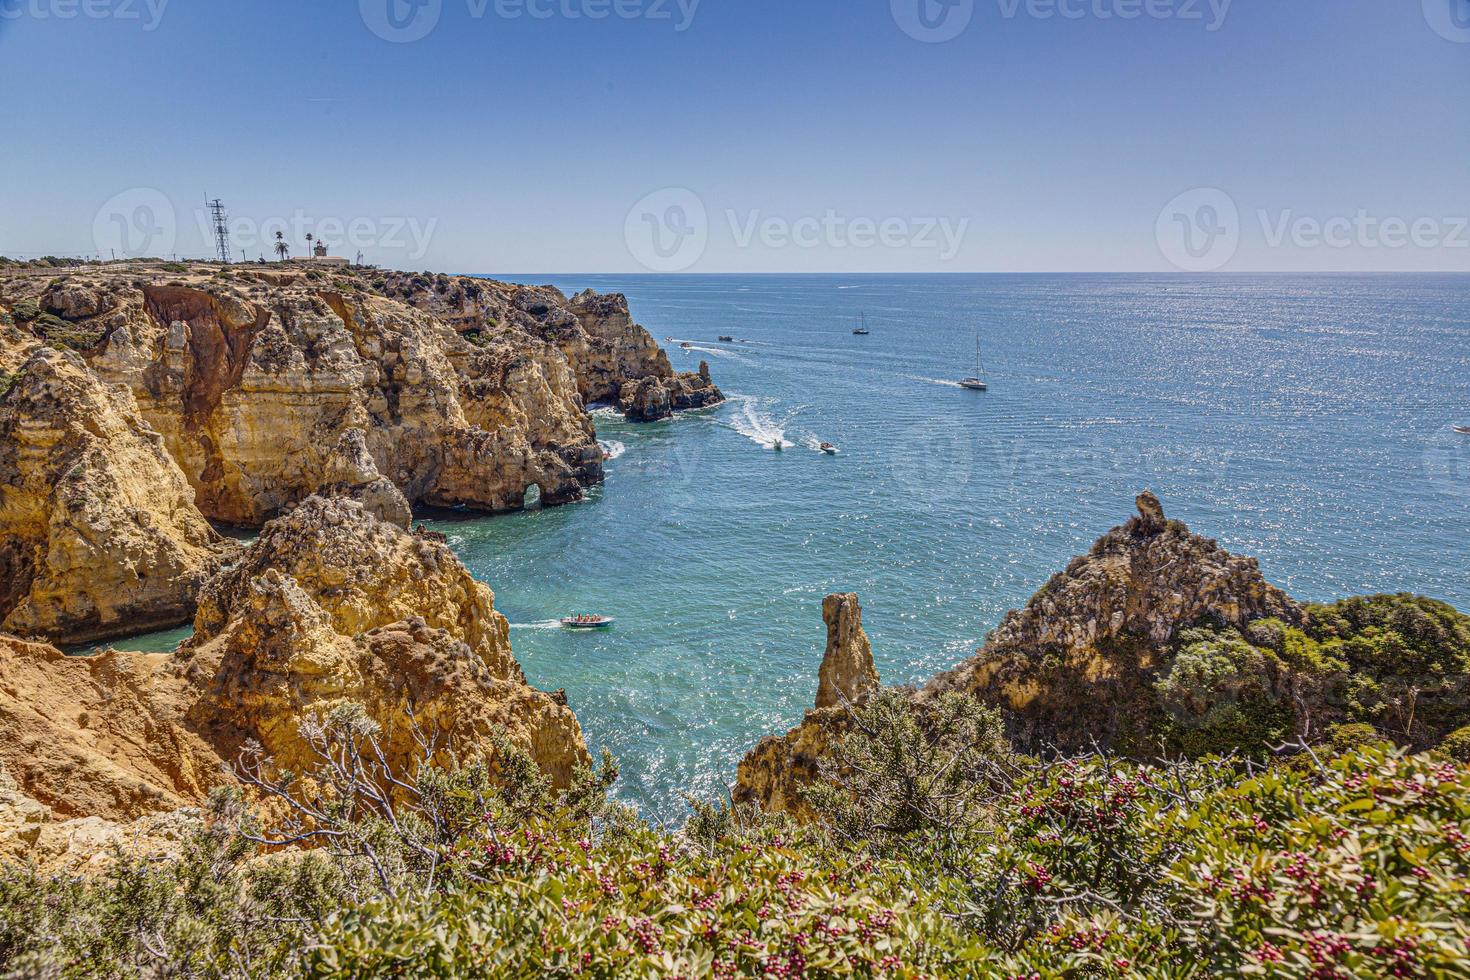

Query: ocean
[421,273,1470,822]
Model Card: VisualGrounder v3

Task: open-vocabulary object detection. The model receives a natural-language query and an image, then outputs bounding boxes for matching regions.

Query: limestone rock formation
[0,635,224,821]
[815,593,881,709]
[736,594,881,815]
[925,493,1302,751]
[737,495,1307,815]
[0,347,234,644]
[308,427,412,529]
[181,495,588,785]
[373,273,722,422]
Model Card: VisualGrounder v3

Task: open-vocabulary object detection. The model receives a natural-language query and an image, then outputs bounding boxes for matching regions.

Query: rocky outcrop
[372,273,722,422]
[735,594,880,815]
[737,495,1308,815]
[0,348,234,644]
[180,495,588,785]
[924,492,1302,752]
[2,264,720,529]
[308,427,412,529]
[0,635,224,821]
[815,594,880,709]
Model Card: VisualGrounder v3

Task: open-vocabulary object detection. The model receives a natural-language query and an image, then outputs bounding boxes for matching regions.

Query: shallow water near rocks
[420,273,1470,822]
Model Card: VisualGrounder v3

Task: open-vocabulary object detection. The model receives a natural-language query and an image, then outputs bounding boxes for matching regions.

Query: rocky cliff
[735,593,881,815]
[0,497,589,866]
[180,494,588,784]
[0,263,719,529]
[736,494,1311,815]
[924,492,1303,752]
[0,347,234,644]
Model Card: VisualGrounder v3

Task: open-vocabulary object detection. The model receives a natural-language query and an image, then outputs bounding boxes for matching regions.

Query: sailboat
[852,313,871,336]
[959,334,988,391]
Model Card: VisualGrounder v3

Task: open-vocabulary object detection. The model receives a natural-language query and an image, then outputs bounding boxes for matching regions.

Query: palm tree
[306,233,314,256]
[273,231,289,261]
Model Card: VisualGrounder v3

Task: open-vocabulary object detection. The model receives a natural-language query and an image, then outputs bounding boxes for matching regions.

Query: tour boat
[561,615,615,630]
[959,334,988,391]
[1455,425,1470,435]
[852,313,871,336]
[680,342,693,349]
[819,442,838,455]
[718,335,734,342]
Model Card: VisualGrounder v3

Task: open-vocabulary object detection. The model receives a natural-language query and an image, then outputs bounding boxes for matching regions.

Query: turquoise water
[426,273,1470,822]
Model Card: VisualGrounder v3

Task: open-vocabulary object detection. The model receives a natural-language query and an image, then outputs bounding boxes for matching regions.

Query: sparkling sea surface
[427,273,1470,821]
[99,274,1470,822]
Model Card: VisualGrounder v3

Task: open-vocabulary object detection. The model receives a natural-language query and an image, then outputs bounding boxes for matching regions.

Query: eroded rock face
[925,493,1302,751]
[0,635,223,821]
[816,593,881,709]
[0,348,234,644]
[308,427,412,529]
[181,496,589,785]
[737,496,1307,815]
[736,594,880,815]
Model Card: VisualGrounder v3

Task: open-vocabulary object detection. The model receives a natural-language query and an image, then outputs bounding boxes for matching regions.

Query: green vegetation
[161,262,189,273]
[2,684,1468,978]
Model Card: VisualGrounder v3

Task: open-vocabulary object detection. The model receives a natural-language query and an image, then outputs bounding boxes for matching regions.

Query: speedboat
[1455,425,1470,435]
[819,442,838,455]
[717,335,734,342]
[680,342,693,349]
[561,615,615,630]
[771,439,784,452]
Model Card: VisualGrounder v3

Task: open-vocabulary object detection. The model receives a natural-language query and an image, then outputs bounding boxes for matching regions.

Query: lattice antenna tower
[207,196,232,264]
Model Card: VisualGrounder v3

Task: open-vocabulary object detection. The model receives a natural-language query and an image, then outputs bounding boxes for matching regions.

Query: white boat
[1455,425,1470,435]
[960,333,988,391]
[561,615,615,630]
[819,442,838,455]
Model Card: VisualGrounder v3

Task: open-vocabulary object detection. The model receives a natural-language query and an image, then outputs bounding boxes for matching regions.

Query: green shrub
[1326,721,1387,753]
[1442,726,1470,762]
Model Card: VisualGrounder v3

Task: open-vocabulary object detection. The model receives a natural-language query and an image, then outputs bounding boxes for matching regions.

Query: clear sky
[1,0,1466,273]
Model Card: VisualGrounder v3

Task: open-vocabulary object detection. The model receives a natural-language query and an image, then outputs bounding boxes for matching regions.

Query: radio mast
[206,196,232,264]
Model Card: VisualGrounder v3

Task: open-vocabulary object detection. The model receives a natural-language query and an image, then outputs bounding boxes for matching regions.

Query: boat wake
[725,394,797,449]
[668,341,746,360]
[906,374,965,389]
[509,620,564,631]
[599,440,627,460]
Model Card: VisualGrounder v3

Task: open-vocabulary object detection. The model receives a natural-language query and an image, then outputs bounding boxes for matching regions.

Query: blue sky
[0,0,1466,272]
